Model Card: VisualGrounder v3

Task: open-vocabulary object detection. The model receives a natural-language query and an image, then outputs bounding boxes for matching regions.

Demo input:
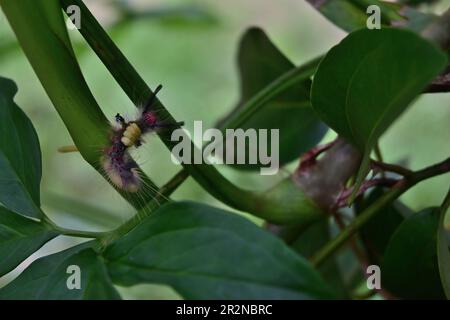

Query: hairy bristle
[102,151,141,193]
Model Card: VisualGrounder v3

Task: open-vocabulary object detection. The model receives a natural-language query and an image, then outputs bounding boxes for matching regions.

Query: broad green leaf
[218,27,327,170]
[381,208,449,299]
[0,77,42,218]
[0,206,57,276]
[311,28,446,194]
[105,201,335,299]
[0,242,121,300]
[357,188,411,264]
[307,0,436,33]
[437,192,450,299]
[312,28,446,152]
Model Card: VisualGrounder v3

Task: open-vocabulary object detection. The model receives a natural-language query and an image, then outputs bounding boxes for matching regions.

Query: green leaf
[0,206,57,277]
[105,201,335,299]
[437,192,450,299]
[311,28,446,196]
[307,0,435,33]
[0,242,121,300]
[312,28,446,152]
[307,0,372,32]
[357,188,410,264]
[381,208,449,299]
[218,27,327,170]
[0,77,42,218]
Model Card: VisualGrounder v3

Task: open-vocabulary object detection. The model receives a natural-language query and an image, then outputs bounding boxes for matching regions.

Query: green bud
[254,137,361,226]
[257,177,325,226]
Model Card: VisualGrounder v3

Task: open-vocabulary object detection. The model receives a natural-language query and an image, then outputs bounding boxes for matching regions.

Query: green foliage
[308,0,436,33]
[0,0,161,210]
[105,201,334,299]
[382,208,450,299]
[307,0,401,32]
[0,0,108,160]
[0,201,335,300]
[0,242,121,300]
[311,28,447,195]
[218,27,327,169]
[312,28,446,153]
[0,77,42,218]
[0,206,57,277]
[291,219,349,298]
[357,188,411,264]
[0,0,449,301]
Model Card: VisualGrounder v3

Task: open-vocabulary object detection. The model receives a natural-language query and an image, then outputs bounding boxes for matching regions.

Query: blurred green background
[0,0,449,299]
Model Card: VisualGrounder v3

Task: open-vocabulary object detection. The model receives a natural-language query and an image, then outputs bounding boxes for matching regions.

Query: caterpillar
[102,85,183,192]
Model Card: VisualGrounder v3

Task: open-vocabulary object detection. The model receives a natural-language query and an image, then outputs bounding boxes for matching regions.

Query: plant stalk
[0,0,160,210]
[59,0,330,224]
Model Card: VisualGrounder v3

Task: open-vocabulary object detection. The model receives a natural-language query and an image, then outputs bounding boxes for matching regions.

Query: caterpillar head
[143,111,158,127]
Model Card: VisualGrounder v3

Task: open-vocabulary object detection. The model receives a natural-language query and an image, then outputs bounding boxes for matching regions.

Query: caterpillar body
[102,85,182,192]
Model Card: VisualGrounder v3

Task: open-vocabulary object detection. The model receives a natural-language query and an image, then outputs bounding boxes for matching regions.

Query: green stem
[98,170,192,245]
[149,56,323,203]
[219,56,322,131]
[0,0,160,210]
[311,157,450,267]
[59,0,329,224]
[374,143,384,163]
[43,215,106,239]
[442,188,450,212]
[57,0,265,214]
[158,169,190,197]
[42,168,189,243]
